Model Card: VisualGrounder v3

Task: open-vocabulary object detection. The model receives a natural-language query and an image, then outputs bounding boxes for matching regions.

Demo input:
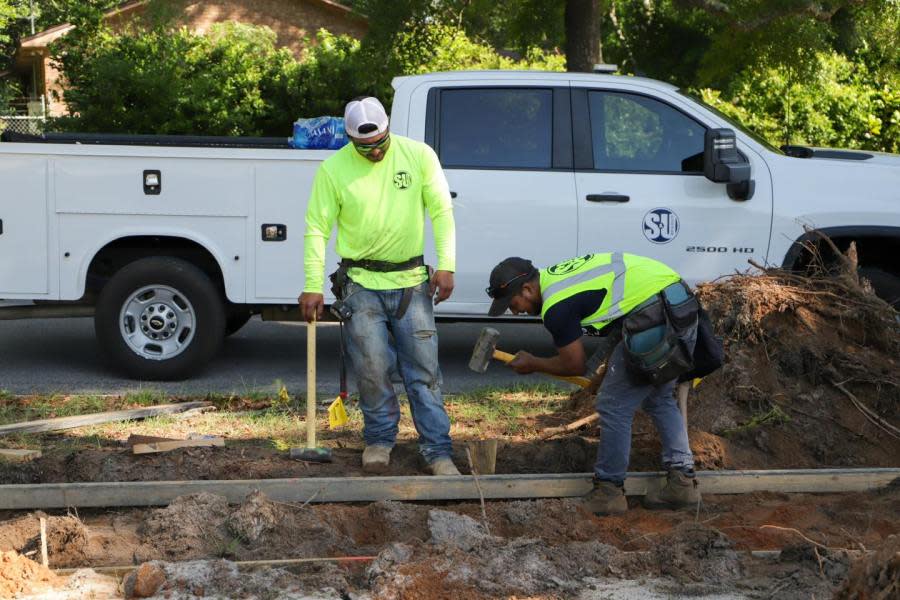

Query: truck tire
[859,266,900,309]
[95,257,226,380]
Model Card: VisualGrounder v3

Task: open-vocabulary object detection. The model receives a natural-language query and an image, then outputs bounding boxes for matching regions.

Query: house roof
[13,0,366,72]
[18,0,363,52]
[18,1,149,50]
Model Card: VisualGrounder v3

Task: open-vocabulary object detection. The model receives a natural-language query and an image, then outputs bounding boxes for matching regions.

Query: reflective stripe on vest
[540,253,681,331]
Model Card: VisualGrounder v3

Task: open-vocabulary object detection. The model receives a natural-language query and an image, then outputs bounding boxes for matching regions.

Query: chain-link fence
[0,116,46,136]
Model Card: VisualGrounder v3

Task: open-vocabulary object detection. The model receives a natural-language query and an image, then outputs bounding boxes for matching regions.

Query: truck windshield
[677,90,784,155]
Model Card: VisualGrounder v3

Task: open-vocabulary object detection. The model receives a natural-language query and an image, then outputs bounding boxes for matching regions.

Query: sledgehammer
[468,327,592,388]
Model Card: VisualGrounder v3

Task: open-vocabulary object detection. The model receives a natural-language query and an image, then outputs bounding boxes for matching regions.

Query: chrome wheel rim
[119,285,196,361]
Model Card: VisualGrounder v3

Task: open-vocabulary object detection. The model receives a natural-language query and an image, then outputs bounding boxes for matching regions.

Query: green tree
[52,22,298,136]
[699,51,899,153]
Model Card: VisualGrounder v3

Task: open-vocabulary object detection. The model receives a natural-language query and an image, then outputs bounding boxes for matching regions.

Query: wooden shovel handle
[307,317,317,448]
[492,349,591,388]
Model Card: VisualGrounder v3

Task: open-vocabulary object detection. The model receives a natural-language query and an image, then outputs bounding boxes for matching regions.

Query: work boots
[429,457,461,476]
[362,445,391,473]
[582,481,628,515]
[643,469,700,510]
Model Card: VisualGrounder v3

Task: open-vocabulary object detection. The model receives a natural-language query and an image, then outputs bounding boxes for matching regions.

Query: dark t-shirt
[543,289,608,347]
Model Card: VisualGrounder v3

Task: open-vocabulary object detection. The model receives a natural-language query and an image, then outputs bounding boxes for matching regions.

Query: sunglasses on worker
[485,272,531,298]
[352,132,391,156]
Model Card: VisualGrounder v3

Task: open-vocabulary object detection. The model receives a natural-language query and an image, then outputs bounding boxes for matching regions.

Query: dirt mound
[139,493,231,560]
[137,491,355,562]
[1,513,91,568]
[835,534,900,599]
[689,251,900,469]
[120,559,348,600]
[367,537,649,599]
[653,523,743,585]
[0,550,58,597]
[225,490,282,544]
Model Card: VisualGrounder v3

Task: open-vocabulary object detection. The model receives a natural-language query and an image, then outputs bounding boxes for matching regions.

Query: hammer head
[469,327,500,373]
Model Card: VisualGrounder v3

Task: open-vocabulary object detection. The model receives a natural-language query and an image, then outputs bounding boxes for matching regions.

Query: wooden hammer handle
[492,350,591,388]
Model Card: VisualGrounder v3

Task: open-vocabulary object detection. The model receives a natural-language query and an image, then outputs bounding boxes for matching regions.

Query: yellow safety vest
[540,253,681,331]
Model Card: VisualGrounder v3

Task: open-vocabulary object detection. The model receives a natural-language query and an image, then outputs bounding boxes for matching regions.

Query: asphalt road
[0,317,595,396]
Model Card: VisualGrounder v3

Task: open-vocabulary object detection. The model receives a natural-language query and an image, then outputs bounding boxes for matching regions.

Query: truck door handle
[586,194,629,203]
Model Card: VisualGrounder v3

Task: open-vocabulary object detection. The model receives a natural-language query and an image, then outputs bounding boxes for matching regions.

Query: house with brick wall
[3,0,367,120]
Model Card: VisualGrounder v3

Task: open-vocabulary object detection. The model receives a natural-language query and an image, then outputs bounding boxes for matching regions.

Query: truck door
[0,156,49,296]
[424,85,577,311]
[571,85,772,285]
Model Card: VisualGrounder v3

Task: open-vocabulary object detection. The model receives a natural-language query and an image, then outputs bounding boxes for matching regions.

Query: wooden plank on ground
[0,402,211,436]
[0,449,42,462]
[0,468,896,510]
[126,434,178,447]
[132,437,225,455]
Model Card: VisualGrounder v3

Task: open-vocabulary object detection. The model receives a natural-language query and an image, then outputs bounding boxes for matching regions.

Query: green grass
[445,383,569,436]
[0,390,171,426]
[0,383,572,452]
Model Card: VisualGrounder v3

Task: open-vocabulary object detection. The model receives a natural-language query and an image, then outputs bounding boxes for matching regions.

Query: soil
[0,484,898,598]
[835,534,900,600]
[0,551,58,598]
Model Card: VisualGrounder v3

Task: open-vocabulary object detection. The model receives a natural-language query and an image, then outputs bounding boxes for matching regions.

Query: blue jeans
[342,280,452,463]
[593,314,697,486]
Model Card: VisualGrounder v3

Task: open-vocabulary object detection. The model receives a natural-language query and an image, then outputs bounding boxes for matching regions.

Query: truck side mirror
[704,128,754,201]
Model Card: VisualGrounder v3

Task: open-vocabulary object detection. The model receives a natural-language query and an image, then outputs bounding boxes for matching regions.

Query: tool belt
[329,255,428,320]
[621,281,699,385]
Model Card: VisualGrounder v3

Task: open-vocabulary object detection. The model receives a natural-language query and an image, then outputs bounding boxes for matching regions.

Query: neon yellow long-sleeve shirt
[303,134,456,292]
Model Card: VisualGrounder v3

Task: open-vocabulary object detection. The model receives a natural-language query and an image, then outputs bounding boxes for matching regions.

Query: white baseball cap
[344,97,389,140]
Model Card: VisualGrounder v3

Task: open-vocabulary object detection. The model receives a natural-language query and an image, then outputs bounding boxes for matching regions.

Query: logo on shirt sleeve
[393,171,412,190]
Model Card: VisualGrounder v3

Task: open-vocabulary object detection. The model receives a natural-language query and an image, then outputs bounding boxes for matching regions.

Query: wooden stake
[466,439,498,475]
[465,446,491,535]
[40,517,48,568]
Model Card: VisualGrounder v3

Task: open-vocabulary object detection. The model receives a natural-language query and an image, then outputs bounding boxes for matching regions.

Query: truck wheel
[225,310,253,336]
[95,257,226,380]
[859,267,900,309]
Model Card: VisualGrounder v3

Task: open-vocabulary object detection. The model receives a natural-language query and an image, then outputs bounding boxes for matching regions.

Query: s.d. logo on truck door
[643,208,679,244]
[393,171,412,189]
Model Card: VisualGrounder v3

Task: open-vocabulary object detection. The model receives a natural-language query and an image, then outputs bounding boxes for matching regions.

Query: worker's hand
[298,292,325,323]
[430,270,455,305]
[508,351,537,374]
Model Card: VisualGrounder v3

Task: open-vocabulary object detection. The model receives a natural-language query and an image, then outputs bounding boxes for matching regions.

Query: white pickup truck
[1,70,898,380]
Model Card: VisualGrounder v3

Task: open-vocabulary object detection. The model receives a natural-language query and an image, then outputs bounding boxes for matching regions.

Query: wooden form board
[0,402,211,436]
[0,468,896,510]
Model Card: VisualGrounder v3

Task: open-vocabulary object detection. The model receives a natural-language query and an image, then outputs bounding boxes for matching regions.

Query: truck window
[438,88,553,169]
[587,91,705,173]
